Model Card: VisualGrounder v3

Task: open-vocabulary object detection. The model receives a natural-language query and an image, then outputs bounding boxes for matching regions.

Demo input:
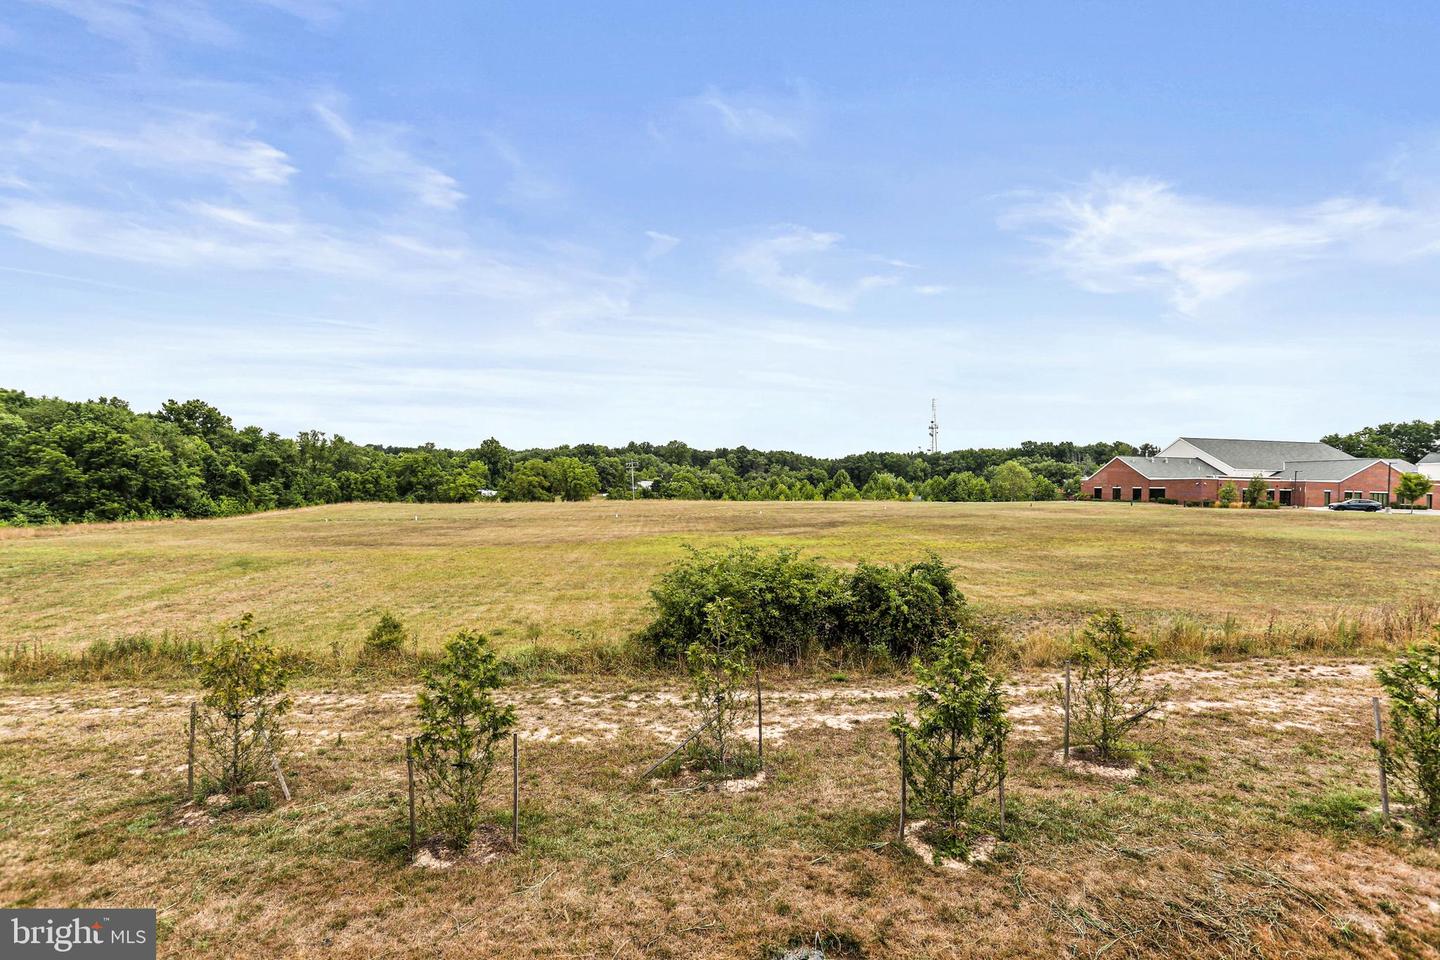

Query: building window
[1429,494,1434,510]
[1324,491,1332,506]
[1372,492,1390,506]
[1093,487,1102,499]
[1112,486,1121,501]
[1131,487,1142,501]
[1265,489,1275,502]
[1278,489,1292,506]
[1148,487,1166,501]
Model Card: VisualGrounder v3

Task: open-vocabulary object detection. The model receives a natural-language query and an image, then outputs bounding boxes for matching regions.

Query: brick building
[1084,437,1440,509]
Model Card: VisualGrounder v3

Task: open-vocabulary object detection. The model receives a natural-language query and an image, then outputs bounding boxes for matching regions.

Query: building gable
[1167,437,1353,477]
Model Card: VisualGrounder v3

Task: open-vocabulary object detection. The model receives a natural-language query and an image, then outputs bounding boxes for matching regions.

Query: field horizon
[5,499,1439,665]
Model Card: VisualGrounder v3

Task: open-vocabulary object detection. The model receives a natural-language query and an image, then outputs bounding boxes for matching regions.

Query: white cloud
[694,86,809,144]
[26,0,237,50]
[25,0,340,52]
[314,100,465,210]
[644,230,680,259]
[1003,175,1408,313]
[251,0,345,25]
[728,227,898,311]
[0,195,631,320]
[486,133,563,205]
[1,116,295,185]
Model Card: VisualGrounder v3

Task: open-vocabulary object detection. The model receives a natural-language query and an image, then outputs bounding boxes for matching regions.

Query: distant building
[1084,437,1439,508]
[1420,452,1440,482]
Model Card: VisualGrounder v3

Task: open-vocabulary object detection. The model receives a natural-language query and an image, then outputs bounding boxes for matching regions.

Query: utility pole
[1387,459,1394,513]
[928,399,939,455]
[626,460,638,500]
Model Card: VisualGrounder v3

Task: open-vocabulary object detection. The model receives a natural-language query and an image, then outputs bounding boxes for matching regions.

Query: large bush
[638,545,846,661]
[838,555,967,658]
[639,545,968,663]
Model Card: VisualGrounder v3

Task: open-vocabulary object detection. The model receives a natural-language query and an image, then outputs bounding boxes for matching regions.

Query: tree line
[1322,419,1440,464]
[0,386,1138,523]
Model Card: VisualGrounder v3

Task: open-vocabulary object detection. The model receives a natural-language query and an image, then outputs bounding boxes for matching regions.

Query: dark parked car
[1329,499,1384,512]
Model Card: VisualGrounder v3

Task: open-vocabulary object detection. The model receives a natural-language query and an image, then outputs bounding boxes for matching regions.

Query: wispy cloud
[314,99,465,210]
[0,115,295,185]
[486,133,564,205]
[644,230,680,259]
[25,0,337,53]
[1003,175,1408,313]
[0,195,630,319]
[26,0,236,51]
[693,85,810,144]
[728,226,898,311]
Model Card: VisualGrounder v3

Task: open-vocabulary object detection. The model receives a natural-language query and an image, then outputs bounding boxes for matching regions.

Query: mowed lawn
[3,500,1440,655]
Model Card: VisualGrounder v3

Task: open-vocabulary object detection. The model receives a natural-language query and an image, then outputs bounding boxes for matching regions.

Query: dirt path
[0,658,1380,750]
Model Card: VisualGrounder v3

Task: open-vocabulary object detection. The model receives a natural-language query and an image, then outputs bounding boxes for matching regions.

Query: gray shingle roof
[1280,458,1418,482]
[1422,452,1440,464]
[1113,456,1222,480]
[1180,437,1351,471]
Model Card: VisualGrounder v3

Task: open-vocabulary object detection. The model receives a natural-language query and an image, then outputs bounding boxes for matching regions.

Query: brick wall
[1082,458,1440,507]
[1082,460,1220,503]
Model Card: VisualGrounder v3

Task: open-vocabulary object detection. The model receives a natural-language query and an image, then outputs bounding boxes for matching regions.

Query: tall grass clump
[363,612,411,657]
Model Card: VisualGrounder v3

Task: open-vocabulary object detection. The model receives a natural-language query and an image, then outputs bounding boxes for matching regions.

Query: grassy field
[5,501,1440,958]
[3,500,1440,661]
[3,662,1437,958]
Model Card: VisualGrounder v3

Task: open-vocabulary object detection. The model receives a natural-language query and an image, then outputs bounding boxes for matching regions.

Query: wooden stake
[511,732,520,848]
[1063,662,1072,762]
[1373,697,1391,826]
[262,729,291,801]
[406,737,417,855]
[898,729,908,842]
[998,747,1007,841]
[187,702,197,798]
[756,673,763,771]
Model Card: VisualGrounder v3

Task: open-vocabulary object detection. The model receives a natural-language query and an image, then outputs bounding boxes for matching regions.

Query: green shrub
[839,555,967,658]
[891,631,1008,846]
[638,545,846,662]
[683,598,759,777]
[363,611,410,657]
[195,614,292,795]
[1376,636,1440,831]
[412,630,516,848]
[1068,611,1168,762]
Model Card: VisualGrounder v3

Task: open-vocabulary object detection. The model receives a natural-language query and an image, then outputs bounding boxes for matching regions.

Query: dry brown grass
[4,500,1440,663]
[2,661,1438,957]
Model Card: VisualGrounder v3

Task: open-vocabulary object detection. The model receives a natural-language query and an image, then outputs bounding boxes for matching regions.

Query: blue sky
[2,2,1439,454]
